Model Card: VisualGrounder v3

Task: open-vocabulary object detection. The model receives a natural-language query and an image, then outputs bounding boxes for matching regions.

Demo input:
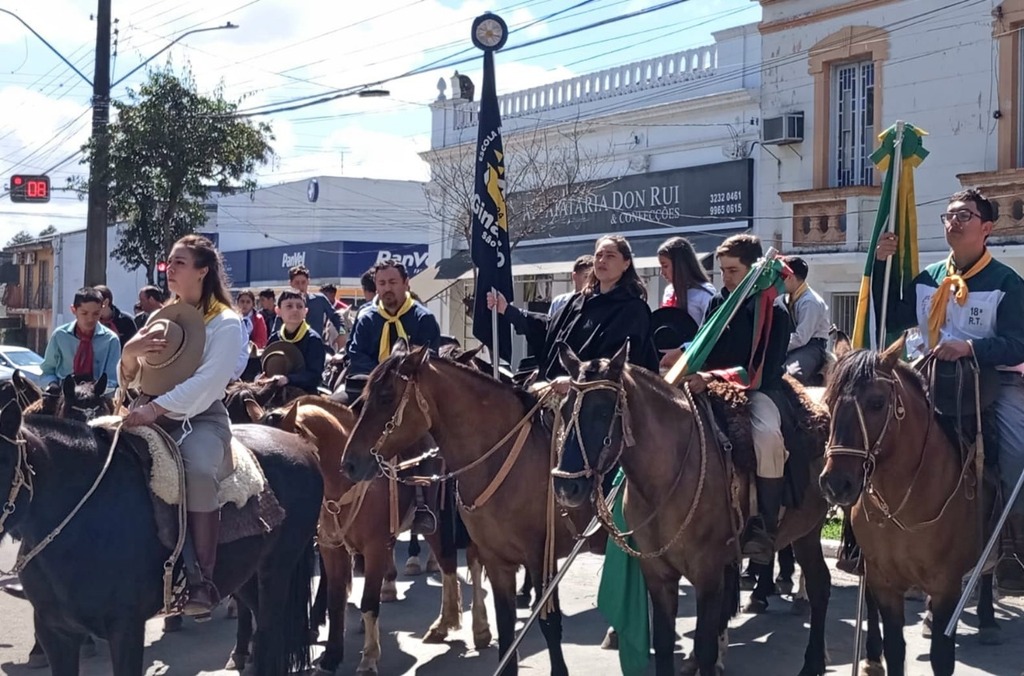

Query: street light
[113,22,239,87]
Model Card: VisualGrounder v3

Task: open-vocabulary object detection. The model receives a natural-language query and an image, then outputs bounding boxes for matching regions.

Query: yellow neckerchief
[281,321,310,344]
[378,293,415,362]
[787,282,809,316]
[927,249,992,345]
[174,297,231,325]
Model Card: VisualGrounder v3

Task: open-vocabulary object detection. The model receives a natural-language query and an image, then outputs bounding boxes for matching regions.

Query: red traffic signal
[156,261,168,273]
[10,174,50,204]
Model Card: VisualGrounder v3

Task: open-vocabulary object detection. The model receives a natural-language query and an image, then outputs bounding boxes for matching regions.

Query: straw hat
[138,303,207,396]
[261,341,304,377]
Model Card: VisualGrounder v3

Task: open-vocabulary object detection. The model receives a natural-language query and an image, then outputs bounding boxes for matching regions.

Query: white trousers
[748,391,788,479]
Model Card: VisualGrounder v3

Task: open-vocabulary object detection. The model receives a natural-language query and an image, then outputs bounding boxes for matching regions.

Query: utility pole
[84,0,111,286]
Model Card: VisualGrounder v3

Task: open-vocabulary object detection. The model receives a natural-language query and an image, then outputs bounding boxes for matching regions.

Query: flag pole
[491,286,500,379]
[876,120,905,349]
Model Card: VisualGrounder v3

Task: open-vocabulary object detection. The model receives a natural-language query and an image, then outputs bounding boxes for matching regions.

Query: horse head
[552,340,630,509]
[342,339,432,482]
[819,335,915,506]
[0,399,30,535]
[56,374,110,423]
[11,370,42,410]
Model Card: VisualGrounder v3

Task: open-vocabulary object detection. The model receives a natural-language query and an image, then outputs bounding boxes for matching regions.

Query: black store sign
[515,158,752,241]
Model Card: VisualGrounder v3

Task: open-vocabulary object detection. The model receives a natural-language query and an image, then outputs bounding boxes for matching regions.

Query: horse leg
[34,613,82,676]
[423,529,463,643]
[517,567,533,609]
[318,545,352,675]
[380,542,398,603]
[405,532,423,576]
[977,573,1002,645]
[777,544,796,595]
[862,588,884,676]
[649,577,682,676]
[226,578,258,671]
[692,575,725,676]
[488,563,521,676]
[251,541,316,676]
[531,569,568,676]
[28,638,48,669]
[872,587,907,676]
[467,542,493,650]
[927,590,959,676]
[311,552,329,633]
[356,541,388,675]
[792,532,830,676]
[106,618,146,676]
[744,558,774,614]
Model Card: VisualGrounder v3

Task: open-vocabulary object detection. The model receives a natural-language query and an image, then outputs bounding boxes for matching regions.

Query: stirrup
[411,506,438,536]
[182,580,221,620]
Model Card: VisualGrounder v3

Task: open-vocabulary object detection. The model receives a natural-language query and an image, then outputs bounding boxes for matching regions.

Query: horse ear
[280,402,299,432]
[405,345,430,371]
[0,401,21,440]
[62,375,76,400]
[459,345,484,363]
[832,326,853,359]
[879,334,906,372]
[391,338,410,357]
[557,342,582,378]
[94,373,108,396]
[244,398,265,423]
[608,339,630,378]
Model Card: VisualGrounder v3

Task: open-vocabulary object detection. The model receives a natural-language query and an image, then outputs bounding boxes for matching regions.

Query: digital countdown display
[10,175,50,204]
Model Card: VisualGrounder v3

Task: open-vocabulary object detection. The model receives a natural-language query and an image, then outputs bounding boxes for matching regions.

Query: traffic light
[10,175,50,203]
[157,261,168,293]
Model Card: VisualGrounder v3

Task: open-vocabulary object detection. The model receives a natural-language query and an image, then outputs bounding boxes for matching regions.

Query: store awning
[410,263,462,303]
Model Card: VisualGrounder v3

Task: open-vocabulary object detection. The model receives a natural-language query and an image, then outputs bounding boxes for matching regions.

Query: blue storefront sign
[226,240,429,286]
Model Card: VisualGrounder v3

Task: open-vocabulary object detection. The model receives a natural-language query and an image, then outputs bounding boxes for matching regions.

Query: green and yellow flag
[851,122,928,349]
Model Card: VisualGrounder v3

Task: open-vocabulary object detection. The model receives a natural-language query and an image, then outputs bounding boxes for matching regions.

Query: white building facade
[424,24,763,358]
[756,0,1024,334]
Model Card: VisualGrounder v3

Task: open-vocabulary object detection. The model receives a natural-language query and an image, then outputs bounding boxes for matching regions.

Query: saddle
[88,417,286,551]
[915,356,1000,419]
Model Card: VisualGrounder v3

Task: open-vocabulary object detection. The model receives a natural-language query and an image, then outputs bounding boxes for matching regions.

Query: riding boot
[1,582,25,600]
[411,485,438,536]
[742,477,784,567]
[835,511,864,575]
[996,513,1024,595]
[183,511,221,619]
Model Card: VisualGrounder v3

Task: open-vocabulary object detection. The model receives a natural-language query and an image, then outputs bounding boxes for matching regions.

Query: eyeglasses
[940,210,980,225]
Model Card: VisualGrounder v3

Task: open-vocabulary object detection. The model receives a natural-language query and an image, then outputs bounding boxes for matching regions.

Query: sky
[0,0,760,243]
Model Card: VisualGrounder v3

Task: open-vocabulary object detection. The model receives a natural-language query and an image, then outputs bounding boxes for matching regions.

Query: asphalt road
[1,535,1022,675]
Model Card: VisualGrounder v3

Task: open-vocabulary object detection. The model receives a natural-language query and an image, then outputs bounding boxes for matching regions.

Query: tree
[72,66,274,282]
[5,230,34,248]
[38,225,58,237]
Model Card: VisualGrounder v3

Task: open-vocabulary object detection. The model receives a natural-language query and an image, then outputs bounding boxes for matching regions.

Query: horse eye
[866,395,886,412]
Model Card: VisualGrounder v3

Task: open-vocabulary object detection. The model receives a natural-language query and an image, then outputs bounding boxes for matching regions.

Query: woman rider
[119,234,241,618]
[488,235,658,391]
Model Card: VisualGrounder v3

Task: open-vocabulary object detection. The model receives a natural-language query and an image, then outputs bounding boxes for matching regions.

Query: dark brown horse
[22,375,113,421]
[254,395,474,675]
[819,337,999,676]
[552,343,833,676]
[342,345,597,676]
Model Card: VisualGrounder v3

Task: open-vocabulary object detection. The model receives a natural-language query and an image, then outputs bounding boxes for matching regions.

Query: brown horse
[819,337,999,676]
[552,343,833,676]
[256,395,475,675]
[342,344,598,676]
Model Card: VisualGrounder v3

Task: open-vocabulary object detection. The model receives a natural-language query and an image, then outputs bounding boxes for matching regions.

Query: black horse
[0,399,323,676]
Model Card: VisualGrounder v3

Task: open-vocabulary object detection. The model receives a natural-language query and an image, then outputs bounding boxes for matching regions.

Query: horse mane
[289,394,356,427]
[617,361,689,407]
[22,414,103,459]
[225,380,269,400]
[824,349,928,407]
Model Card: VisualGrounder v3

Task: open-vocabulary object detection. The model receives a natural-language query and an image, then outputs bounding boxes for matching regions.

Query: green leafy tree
[5,230,34,248]
[73,66,274,282]
[38,225,58,237]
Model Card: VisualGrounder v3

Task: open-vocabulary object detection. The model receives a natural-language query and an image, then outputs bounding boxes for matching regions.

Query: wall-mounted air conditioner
[23,252,36,265]
[762,112,804,145]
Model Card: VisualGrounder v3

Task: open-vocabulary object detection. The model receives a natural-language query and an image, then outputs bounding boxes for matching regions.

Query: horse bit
[550,378,633,482]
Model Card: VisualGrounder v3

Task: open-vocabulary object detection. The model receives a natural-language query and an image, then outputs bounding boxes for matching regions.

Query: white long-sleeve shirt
[123,309,242,420]
[786,286,831,351]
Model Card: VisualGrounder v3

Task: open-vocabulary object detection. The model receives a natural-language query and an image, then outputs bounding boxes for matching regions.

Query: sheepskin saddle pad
[89,417,286,549]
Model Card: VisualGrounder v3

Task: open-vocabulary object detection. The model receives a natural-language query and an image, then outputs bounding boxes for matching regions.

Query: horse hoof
[474,629,493,650]
[601,628,618,650]
[405,556,423,576]
[226,598,238,619]
[516,592,532,609]
[81,640,97,659]
[356,661,379,675]
[423,626,448,644]
[26,653,48,669]
[225,652,248,671]
[860,659,885,676]
[426,555,440,573]
[979,625,1003,645]
[380,586,398,603]
[743,597,768,614]
[775,576,795,595]
[791,597,811,616]
[163,615,183,633]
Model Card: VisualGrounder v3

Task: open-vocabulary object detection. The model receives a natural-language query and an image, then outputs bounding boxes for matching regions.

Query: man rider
[781,256,831,385]
[347,259,442,534]
[685,234,792,567]
[875,188,1024,593]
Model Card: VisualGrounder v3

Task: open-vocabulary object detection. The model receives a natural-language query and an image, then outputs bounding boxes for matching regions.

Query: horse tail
[440,478,471,559]
[282,537,317,673]
[719,562,740,631]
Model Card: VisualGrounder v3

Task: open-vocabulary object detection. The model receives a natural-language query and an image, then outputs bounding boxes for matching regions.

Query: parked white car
[0,345,45,385]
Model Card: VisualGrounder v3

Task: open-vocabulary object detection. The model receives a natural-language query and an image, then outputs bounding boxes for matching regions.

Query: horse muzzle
[552,476,590,509]
[818,465,861,507]
[341,454,378,483]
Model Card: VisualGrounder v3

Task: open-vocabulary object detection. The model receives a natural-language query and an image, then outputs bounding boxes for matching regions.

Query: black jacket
[267,326,327,394]
[104,305,137,348]
[505,284,659,381]
[701,288,792,391]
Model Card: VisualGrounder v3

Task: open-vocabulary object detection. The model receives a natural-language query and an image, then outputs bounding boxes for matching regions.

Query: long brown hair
[174,234,233,309]
[584,235,647,301]
[658,236,710,316]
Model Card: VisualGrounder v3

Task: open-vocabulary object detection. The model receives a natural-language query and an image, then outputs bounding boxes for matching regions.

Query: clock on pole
[471,13,507,52]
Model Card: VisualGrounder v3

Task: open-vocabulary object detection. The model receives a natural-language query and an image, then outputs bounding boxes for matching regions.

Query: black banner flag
[470,30,513,364]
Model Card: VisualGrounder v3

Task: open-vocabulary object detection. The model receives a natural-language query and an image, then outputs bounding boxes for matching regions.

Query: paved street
[1,535,1022,675]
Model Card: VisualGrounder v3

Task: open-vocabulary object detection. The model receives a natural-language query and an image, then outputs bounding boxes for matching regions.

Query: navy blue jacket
[347,300,441,377]
[267,325,326,393]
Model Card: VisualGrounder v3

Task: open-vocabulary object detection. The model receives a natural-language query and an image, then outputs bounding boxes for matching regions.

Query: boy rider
[260,290,326,395]
[41,286,121,393]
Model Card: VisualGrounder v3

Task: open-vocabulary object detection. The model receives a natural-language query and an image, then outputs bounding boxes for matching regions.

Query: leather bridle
[551,378,633,482]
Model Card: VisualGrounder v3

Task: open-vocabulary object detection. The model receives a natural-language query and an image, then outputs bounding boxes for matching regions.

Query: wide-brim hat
[262,341,304,377]
[139,303,206,396]
[651,307,699,350]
